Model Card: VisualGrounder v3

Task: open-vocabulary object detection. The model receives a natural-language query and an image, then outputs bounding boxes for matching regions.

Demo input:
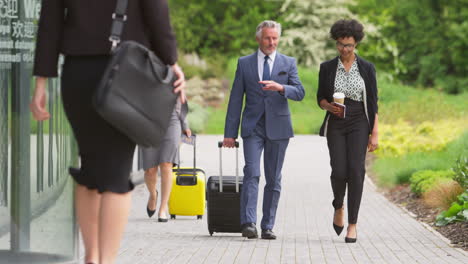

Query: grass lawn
[372,132,468,186]
[372,82,468,187]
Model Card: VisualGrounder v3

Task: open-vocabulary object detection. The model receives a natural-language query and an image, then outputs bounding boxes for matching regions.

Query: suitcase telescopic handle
[177,135,197,182]
[217,141,240,193]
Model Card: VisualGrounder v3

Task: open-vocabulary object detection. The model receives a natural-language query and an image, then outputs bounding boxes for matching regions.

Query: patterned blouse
[334,57,365,102]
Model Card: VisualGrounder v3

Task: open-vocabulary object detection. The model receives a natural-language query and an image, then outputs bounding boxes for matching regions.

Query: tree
[279,0,355,67]
[353,0,468,93]
[168,0,284,57]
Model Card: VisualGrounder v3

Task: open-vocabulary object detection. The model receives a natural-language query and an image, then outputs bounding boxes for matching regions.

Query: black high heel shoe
[146,191,158,218]
[333,208,344,236]
[333,223,344,236]
[147,207,156,218]
[345,227,357,243]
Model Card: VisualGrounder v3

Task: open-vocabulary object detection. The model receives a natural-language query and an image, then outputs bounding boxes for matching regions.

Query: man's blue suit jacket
[224,51,305,140]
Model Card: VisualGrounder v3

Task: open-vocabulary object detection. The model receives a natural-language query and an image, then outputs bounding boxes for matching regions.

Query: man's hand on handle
[223,138,236,148]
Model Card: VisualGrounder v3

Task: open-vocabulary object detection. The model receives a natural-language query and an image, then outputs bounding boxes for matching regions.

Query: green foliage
[279,0,354,67]
[201,58,237,134]
[169,0,468,93]
[378,86,468,125]
[436,190,468,226]
[352,0,468,93]
[373,132,468,186]
[203,106,228,134]
[375,80,468,158]
[409,170,455,195]
[186,103,209,134]
[353,6,405,77]
[376,119,467,157]
[452,156,468,190]
[372,76,468,186]
[168,0,284,58]
[178,53,229,80]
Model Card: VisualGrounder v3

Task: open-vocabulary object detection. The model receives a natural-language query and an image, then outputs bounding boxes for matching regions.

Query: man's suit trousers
[241,116,289,230]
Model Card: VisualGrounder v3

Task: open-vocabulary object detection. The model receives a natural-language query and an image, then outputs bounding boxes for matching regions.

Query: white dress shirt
[257,49,276,81]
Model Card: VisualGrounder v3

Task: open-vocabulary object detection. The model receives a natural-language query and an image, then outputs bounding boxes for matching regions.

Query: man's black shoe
[241,223,258,239]
[261,229,277,240]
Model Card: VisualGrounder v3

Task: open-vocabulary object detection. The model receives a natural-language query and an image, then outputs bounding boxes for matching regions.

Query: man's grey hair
[255,20,282,38]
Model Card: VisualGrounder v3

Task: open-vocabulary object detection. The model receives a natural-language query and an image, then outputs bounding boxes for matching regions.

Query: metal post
[54,85,60,183]
[10,59,31,252]
[0,70,9,206]
[48,79,54,187]
[37,121,44,192]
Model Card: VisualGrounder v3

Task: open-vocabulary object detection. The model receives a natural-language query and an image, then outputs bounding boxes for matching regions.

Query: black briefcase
[93,0,177,148]
[207,141,244,236]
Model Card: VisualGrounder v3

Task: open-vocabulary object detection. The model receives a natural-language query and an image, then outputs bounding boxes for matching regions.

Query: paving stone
[80,135,468,264]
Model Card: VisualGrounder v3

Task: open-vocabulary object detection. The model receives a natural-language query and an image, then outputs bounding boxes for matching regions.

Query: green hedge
[409,169,455,195]
[373,132,468,186]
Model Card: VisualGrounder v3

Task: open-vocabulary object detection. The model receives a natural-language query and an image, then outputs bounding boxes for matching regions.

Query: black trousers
[326,98,370,224]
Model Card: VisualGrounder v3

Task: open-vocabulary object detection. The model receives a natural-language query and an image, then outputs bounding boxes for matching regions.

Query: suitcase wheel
[170,215,176,219]
[197,215,202,220]
[209,230,213,236]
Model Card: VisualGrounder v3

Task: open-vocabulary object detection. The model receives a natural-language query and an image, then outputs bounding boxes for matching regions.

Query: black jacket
[317,55,378,136]
[34,0,177,77]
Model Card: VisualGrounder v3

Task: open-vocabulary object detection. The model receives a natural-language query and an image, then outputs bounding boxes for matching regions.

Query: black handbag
[93,0,177,148]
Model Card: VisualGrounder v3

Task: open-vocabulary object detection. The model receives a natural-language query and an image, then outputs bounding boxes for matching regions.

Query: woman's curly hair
[330,19,365,43]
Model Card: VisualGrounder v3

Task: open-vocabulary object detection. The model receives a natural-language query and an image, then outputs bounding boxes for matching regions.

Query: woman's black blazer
[316,55,378,136]
[33,0,177,77]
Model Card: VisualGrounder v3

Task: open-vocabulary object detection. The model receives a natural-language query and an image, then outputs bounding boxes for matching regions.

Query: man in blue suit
[223,20,305,239]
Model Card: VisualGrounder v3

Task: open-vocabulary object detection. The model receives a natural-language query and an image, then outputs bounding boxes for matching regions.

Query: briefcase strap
[109,0,129,50]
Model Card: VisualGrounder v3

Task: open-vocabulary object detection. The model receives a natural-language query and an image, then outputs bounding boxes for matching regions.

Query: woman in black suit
[317,19,379,243]
[30,1,185,263]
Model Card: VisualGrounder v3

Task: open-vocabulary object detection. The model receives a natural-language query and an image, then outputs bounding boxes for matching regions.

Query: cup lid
[333,92,345,98]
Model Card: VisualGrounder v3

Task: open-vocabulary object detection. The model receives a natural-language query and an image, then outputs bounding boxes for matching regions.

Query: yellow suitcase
[169,135,206,219]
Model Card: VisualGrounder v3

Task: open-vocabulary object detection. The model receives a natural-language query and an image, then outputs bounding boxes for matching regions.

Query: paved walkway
[96,135,467,264]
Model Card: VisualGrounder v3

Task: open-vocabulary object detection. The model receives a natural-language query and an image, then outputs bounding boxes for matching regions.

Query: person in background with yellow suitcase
[141,99,191,222]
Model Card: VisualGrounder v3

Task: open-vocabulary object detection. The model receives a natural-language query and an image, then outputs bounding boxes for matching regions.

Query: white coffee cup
[333,92,345,104]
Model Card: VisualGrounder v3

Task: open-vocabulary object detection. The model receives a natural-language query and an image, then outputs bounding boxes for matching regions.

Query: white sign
[24,0,40,19]
[0,0,40,63]
[0,0,18,19]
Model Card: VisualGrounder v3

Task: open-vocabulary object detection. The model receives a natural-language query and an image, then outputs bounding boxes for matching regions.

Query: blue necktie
[262,55,270,81]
